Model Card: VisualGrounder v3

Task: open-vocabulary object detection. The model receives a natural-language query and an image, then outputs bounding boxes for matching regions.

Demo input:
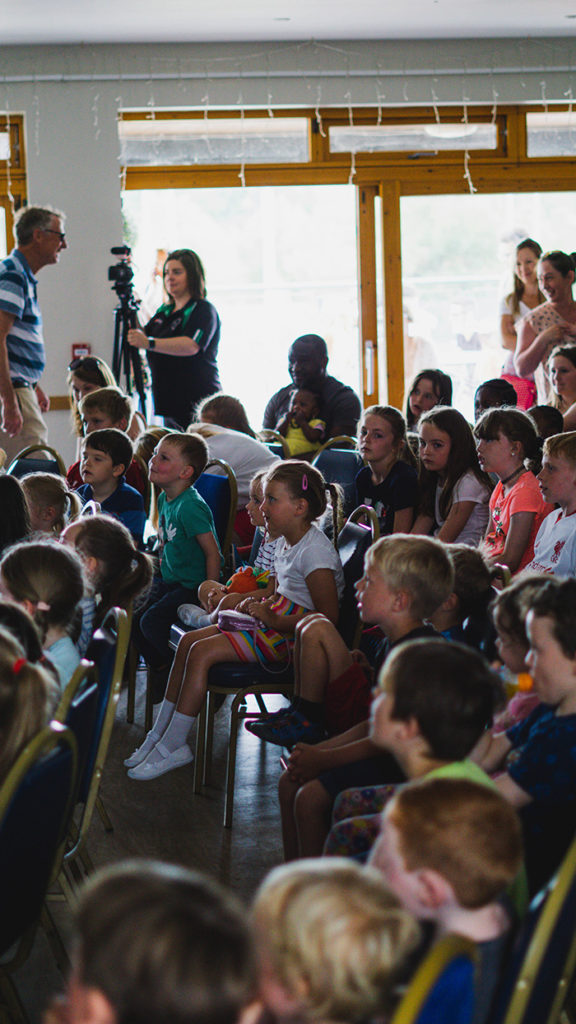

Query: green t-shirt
[157,486,220,590]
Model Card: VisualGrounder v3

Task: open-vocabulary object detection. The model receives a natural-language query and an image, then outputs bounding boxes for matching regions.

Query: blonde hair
[543,430,576,469]
[264,460,342,538]
[134,427,173,466]
[21,472,81,534]
[388,778,523,908]
[0,541,84,642]
[0,628,57,783]
[366,535,454,619]
[253,859,420,1022]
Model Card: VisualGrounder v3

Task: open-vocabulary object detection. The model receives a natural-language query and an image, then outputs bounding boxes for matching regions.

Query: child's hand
[287,742,325,781]
[351,649,374,683]
[207,584,227,611]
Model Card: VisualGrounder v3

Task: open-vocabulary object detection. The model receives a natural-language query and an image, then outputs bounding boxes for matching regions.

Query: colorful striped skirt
[220,594,308,664]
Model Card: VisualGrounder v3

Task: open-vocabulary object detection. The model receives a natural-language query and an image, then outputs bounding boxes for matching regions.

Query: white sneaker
[123,732,159,768]
[127,742,194,780]
[177,603,212,628]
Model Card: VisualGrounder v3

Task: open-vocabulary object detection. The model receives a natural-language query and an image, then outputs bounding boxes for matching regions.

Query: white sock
[158,710,195,753]
[152,698,176,740]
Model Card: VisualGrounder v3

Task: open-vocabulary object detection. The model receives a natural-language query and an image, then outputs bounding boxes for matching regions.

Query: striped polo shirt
[0,249,45,384]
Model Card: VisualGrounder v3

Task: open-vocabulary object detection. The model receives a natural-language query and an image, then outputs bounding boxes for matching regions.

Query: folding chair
[390,934,477,1024]
[7,443,67,479]
[195,458,238,570]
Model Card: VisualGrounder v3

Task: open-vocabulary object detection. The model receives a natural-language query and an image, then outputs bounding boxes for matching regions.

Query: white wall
[0,37,572,458]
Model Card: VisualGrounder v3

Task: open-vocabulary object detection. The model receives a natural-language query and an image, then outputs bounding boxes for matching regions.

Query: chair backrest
[52,660,99,805]
[66,608,129,860]
[7,443,67,479]
[390,934,477,1024]
[336,506,379,648]
[312,442,363,514]
[258,429,290,457]
[0,722,77,955]
[195,458,238,561]
[490,833,576,1024]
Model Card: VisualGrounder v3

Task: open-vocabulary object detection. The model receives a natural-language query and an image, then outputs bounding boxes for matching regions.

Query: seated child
[475,576,576,894]
[431,543,497,646]
[67,386,147,495]
[0,626,59,784]
[527,404,564,440]
[0,540,85,690]
[21,472,81,535]
[371,778,523,1024]
[179,468,279,629]
[474,378,517,422]
[488,575,545,733]
[276,387,326,456]
[355,405,418,536]
[62,514,153,654]
[134,432,221,673]
[249,534,452,747]
[252,859,420,1024]
[274,536,454,860]
[0,475,31,555]
[44,860,258,1024]
[78,428,146,547]
[324,638,501,861]
[525,431,576,576]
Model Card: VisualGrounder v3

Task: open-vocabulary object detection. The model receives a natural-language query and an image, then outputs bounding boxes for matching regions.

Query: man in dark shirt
[263,334,361,440]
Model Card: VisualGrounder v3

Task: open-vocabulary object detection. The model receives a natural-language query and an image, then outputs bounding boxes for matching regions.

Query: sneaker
[127,742,194,780]
[244,703,294,733]
[123,732,159,768]
[247,710,326,748]
[178,603,212,629]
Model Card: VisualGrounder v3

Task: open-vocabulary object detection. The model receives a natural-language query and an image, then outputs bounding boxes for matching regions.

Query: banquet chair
[389,933,477,1024]
[312,437,363,513]
[7,443,67,479]
[195,457,238,568]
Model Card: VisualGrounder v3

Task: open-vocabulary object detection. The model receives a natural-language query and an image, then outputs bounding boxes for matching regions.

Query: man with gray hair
[0,204,67,461]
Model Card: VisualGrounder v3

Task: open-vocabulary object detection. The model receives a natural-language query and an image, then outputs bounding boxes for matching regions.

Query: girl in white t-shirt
[412,406,492,546]
[126,460,344,780]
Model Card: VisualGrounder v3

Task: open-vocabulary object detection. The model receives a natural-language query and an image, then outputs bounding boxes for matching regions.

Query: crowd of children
[2,318,576,1022]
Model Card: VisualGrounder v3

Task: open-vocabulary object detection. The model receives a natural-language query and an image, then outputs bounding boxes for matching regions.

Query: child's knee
[294,780,330,821]
[279,770,299,807]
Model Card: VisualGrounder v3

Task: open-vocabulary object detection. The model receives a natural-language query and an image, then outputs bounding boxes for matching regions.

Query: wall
[0,37,572,458]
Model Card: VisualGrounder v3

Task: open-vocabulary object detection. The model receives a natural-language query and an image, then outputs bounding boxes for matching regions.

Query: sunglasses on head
[68,356,104,373]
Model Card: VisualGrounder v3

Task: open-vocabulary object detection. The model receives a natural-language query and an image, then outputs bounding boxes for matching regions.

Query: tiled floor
[14,676,288,1021]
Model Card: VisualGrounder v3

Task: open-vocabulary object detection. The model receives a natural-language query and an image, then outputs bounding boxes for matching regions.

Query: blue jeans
[135,576,198,668]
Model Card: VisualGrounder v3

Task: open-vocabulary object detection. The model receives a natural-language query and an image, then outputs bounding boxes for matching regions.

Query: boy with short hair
[44,860,258,1024]
[371,778,523,1024]
[78,428,146,546]
[476,576,576,894]
[525,431,576,576]
[277,535,454,859]
[67,386,147,495]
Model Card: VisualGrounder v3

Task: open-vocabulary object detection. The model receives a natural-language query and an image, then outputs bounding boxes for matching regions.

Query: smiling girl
[412,406,491,545]
[474,408,551,573]
[547,344,576,429]
[355,406,418,535]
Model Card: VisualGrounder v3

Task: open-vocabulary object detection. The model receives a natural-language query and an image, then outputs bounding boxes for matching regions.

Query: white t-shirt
[499,295,534,378]
[524,509,576,577]
[434,470,491,546]
[201,425,279,505]
[274,524,345,609]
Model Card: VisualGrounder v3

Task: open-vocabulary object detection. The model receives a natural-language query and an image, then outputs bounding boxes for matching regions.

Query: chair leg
[193,698,207,794]
[223,692,243,828]
[203,692,217,786]
[255,693,269,715]
[0,974,28,1024]
[125,642,139,723]
[95,794,114,833]
[144,669,153,733]
[41,904,70,976]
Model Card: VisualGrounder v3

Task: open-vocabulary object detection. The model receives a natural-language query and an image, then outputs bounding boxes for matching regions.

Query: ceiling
[1,0,575,45]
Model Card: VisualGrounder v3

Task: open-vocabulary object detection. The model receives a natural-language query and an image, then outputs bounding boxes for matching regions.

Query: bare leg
[294,779,333,857]
[174,633,243,717]
[164,625,221,703]
[278,769,303,861]
[297,617,354,703]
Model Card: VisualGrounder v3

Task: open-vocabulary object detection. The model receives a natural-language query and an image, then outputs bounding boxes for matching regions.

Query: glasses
[43,228,66,242]
[68,356,104,372]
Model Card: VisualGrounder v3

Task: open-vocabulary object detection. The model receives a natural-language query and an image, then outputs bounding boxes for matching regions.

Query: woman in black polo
[128,248,221,429]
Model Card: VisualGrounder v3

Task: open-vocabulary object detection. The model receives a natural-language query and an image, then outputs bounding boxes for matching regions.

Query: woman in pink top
[515,250,576,402]
[475,408,552,573]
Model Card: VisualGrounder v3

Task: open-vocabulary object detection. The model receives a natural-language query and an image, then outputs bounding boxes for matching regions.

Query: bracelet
[147,336,156,350]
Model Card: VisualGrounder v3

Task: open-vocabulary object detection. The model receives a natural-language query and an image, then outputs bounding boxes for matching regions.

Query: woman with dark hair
[548,343,576,429]
[128,248,221,429]
[404,369,452,429]
[515,250,576,403]
[500,238,545,409]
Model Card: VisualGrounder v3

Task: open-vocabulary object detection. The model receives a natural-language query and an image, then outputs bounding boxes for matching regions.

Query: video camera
[108,244,135,297]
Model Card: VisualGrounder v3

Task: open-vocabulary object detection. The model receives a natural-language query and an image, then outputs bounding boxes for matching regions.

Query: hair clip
[302,473,308,491]
[36,601,51,612]
[12,657,26,675]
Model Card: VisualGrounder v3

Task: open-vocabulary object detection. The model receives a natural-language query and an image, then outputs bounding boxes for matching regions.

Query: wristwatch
[147,337,156,350]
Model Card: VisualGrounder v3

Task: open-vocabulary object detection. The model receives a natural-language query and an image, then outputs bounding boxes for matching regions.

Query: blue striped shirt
[0,249,45,384]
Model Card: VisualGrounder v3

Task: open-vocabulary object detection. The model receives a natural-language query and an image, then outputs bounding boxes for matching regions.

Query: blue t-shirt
[355,461,418,536]
[506,703,576,893]
[0,249,45,384]
[77,478,146,547]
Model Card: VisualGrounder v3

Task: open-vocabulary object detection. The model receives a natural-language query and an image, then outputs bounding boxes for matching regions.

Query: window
[119,116,310,166]
[526,111,576,157]
[330,122,498,154]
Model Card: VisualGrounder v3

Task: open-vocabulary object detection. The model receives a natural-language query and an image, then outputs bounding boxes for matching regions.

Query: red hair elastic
[12,658,26,675]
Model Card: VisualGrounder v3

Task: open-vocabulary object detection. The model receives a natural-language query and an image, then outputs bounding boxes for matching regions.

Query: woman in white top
[515,250,576,402]
[500,238,545,409]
